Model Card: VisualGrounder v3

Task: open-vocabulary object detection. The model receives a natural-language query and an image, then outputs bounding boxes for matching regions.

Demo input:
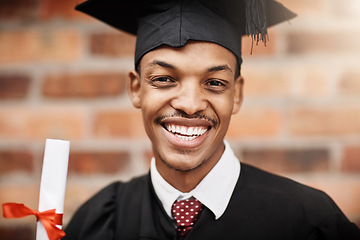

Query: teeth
[169,125,175,132]
[187,127,193,135]
[179,135,197,141]
[165,124,208,139]
[180,126,187,135]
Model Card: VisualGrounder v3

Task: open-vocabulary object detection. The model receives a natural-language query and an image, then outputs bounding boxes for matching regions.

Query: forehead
[139,41,237,73]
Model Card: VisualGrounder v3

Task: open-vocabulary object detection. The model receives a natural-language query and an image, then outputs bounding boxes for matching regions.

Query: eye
[207,80,225,87]
[205,79,227,93]
[150,76,176,88]
[155,77,172,82]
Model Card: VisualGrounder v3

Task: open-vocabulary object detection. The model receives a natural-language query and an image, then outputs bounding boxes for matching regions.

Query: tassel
[245,0,268,53]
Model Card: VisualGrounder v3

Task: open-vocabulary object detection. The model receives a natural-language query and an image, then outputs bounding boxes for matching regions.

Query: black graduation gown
[64,163,360,240]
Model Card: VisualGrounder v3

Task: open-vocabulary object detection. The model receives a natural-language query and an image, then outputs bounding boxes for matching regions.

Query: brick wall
[0,0,359,239]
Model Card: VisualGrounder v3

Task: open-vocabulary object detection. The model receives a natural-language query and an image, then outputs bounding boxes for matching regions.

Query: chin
[159,151,206,172]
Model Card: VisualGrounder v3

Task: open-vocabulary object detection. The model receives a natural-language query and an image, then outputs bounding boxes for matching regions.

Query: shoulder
[80,174,149,212]
[238,163,340,220]
[238,163,360,239]
[240,163,333,204]
[64,174,150,240]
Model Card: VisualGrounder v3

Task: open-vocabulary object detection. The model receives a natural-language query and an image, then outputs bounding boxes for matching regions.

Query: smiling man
[64,0,360,239]
[129,42,243,193]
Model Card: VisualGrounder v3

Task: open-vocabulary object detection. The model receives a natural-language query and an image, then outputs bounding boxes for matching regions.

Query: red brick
[0,0,39,21]
[90,33,136,57]
[40,0,91,20]
[300,67,329,98]
[0,184,40,232]
[287,31,360,55]
[278,0,328,16]
[69,151,130,174]
[94,110,146,138]
[341,146,360,173]
[240,148,330,173]
[243,65,329,98]
[0,184,40,218]
[332,0,360,19]
[0,107,86,140]
[0,29,81,64]
[42,72,127,98]
[338,69,360,96]
[0,74,31,99]
[289,107,360,136]
[0,225,35,240]
[241,67,290,97]
[227,108,282,138]
[0,151,34,174]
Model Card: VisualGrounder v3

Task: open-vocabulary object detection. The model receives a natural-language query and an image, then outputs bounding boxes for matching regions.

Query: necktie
[172,198,203,238]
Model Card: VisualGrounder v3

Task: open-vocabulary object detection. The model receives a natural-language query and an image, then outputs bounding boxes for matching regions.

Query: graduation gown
[64,163,360,240]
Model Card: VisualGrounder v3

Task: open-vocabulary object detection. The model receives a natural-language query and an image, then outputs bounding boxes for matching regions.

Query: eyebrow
[148,60,233,74]
[207,65,233,74]
[148,60,176,71]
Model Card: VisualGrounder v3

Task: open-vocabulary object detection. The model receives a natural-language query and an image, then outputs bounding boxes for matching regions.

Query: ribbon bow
[2,203,66,240]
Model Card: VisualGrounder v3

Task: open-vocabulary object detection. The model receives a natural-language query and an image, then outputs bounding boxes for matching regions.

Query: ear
[127,70,142,108]
[232,76,244,114]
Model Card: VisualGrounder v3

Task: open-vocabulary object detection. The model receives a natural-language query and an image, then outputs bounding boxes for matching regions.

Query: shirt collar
[150,140,241,220]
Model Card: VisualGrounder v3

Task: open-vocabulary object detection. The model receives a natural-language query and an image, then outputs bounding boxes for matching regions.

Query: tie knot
[172,198,203,237]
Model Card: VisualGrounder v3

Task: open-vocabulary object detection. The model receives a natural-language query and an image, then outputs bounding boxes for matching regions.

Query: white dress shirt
[150,140,241,220]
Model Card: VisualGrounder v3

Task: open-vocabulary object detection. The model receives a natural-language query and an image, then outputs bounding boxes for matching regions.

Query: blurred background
[0,0,359,238]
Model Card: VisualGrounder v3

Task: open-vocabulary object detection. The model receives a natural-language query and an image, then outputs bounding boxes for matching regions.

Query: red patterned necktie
[172,198,203,238]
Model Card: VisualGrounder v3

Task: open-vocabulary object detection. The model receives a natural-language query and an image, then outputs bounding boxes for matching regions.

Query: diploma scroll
[36,139,70,240]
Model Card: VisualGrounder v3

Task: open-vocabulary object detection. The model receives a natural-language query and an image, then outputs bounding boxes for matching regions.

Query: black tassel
[245,0,268,53]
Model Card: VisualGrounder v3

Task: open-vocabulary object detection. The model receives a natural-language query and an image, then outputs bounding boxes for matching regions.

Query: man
[64,0,360,239]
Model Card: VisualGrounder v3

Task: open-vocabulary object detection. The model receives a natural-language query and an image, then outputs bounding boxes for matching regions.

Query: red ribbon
[2,203,66,240]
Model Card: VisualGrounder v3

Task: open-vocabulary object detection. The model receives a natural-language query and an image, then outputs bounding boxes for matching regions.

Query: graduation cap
[75,0,296,68]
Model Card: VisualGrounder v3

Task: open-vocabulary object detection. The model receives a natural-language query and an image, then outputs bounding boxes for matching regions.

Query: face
[128,41,243,177]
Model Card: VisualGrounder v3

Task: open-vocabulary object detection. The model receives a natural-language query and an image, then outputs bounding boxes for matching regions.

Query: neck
[155,145,224,193]
[158,167,206,193]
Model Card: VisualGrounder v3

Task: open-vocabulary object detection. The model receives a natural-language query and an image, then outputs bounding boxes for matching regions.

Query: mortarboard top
[75,0,296,68]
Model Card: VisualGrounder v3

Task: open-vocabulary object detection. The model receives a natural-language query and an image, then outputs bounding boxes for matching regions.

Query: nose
[170,80,207,115]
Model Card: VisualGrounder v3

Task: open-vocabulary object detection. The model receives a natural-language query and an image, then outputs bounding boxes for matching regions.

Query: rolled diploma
[36,139,70,240]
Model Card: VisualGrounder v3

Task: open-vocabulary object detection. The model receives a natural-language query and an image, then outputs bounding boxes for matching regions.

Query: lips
[158,116,213,147]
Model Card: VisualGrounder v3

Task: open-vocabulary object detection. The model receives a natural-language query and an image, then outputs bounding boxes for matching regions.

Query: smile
[163,124,209,141]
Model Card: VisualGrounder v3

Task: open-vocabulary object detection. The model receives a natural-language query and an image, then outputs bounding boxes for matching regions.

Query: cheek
[140,89,161,111]
[140,105,158,143]
[140,87,176,113]
[140,91,169,128]
[211,95,235,120]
